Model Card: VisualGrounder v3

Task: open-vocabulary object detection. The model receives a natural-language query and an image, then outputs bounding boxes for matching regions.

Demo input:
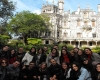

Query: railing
[60,37,100,41]
[41,36,100,42]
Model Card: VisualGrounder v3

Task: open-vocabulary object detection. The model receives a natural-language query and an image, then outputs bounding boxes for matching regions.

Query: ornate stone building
[41,0,100,48]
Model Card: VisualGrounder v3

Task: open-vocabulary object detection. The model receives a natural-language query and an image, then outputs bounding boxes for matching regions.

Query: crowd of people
[0,45,100,80]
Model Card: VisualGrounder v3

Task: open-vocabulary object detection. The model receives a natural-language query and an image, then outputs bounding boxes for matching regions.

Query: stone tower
[98,4,100,14]
[58,0,64,13]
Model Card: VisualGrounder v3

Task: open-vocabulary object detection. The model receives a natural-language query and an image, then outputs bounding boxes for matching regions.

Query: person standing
[36,48,47,66]
[9,49,17,64]
[60,49,70,64]
[46,48,60,67]
[22,47,37,66]
[0,45,9,60]
[84,48,100,66]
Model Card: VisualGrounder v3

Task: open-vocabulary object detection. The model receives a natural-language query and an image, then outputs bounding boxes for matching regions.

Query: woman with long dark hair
[92,63,100,80]
[9,49,17,64]
[69,62,92,80]
[22,47,37,66]
[36,48,47,66]
[61,62,71,80]
[60,49,70,64]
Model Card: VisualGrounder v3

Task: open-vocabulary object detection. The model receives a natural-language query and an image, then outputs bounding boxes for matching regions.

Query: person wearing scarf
[84,48,100,66]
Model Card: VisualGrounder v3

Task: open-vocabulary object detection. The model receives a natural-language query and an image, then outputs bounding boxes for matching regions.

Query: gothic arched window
[77,33,81,37]
[64,21,66,26]
[63,32,68,37]
[92,21,95,27]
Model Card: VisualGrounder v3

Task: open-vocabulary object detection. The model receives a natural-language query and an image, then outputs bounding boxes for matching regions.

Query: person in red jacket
[9,49,16,64]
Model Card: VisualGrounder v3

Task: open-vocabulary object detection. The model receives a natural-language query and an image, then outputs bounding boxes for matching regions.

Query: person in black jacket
[81,57,93,73]
[48,59,61,80]
[22,47,37,67]
[0,58,8,80]
[60,49,70,64]
[36,48,47,66]
[91,63,100,80]
[61,62,71,80]
[19,61,38,80]
[38,62,49,80]
[0,45,9,60]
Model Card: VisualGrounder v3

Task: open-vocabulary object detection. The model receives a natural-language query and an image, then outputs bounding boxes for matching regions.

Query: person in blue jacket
[69,62,92,80]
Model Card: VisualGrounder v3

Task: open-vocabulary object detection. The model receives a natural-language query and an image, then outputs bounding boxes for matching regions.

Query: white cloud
[33,9,41,14]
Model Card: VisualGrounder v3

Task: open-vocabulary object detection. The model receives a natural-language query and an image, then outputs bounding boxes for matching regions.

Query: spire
[52,0,54,5]
[42,3,44,7]
[78,4,80,8]
[87,4,90,9]
[77,4,80,14]
[46,0,48,5]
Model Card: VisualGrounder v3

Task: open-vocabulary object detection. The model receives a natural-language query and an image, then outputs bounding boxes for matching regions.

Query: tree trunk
[23,34,28,45]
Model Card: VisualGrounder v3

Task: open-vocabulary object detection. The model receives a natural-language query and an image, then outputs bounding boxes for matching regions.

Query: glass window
[45,40,49,44]
[92,34,96,38]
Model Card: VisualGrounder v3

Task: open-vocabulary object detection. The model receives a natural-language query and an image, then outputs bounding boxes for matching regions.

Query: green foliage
[27,38,42,45]
[81,46,88,50]
[0,34,10,45]
[7,11,49,34]
[8,39,23,46]
[0,26,7,34]
[0,0,15,26]
[7,11,50,44]
[92,46,100,53]
[58,43,74,51]
[67,44,74,51]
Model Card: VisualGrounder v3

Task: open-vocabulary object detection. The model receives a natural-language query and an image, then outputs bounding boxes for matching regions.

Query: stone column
[96,41,97,46]
[87,41,89,47]
[70,41,72,45]
[78,41,80,48]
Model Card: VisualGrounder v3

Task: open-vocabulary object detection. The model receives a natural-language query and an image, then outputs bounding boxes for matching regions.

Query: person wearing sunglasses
[0,58,8,80]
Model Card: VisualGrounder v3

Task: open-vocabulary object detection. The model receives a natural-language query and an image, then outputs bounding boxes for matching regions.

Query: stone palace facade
[41,0,100,48]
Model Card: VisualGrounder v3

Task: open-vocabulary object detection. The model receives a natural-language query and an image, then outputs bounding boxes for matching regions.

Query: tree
[0,0,15,26]
[7,11,50,45]
[0,34,10,49]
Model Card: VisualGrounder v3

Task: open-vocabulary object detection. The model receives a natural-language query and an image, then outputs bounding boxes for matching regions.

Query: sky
[10,0,100,14]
